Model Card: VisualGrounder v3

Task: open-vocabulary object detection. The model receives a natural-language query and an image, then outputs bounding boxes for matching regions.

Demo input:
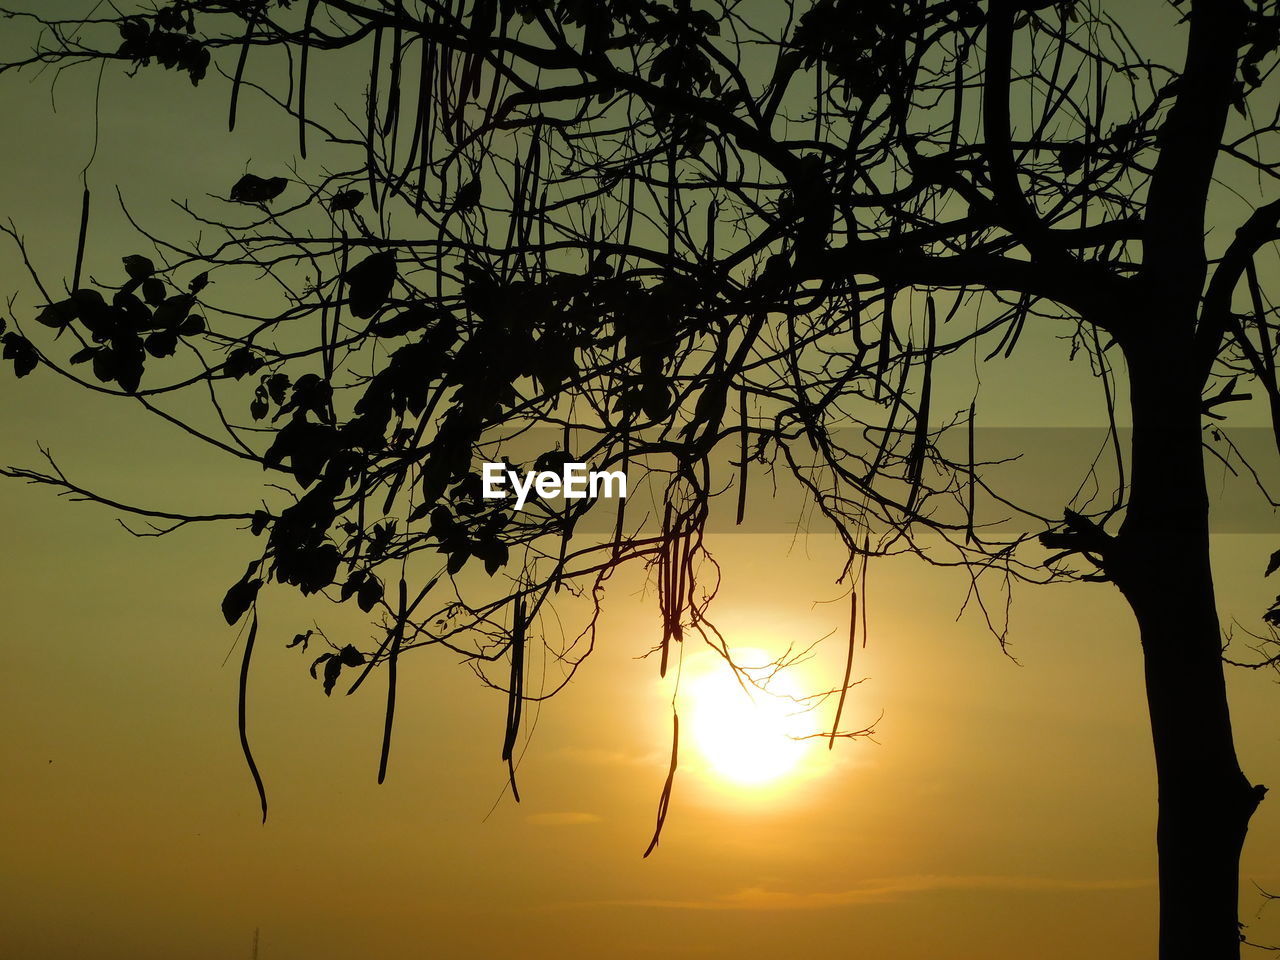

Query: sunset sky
[2,3,1280,959]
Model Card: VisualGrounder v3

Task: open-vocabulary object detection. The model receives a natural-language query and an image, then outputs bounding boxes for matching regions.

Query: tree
[2,1,1278,956]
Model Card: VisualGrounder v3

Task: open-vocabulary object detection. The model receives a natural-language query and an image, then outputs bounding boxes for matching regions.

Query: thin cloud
[525,811,603,827]
[594,874,1151,911]
[551,746,661,767]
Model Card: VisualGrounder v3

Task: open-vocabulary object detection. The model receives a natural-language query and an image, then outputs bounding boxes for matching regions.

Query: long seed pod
[460,52,478,109]
[384,2,404,136]
[850,284,866,352]
[298,0,319,157]
[966,400,977,543]
[238,610,268,822]
[481,21,506,128]
[501,596,526,801]
[666,142,677,266]
[1241,258,1280,457]
[875,287,896,401]
[642,711,679,858]
[735,386,748,525]
[1246,259,1278,398]
[860,533,869,651]
[657,498,690,677]
[319,285,332,384]
[1002,295,1029,358]
[814,57,824,140]
[704,198,718,260]
[438,41,455,147]
[502,158,524,259]
[394,38,435,203]
[828,585,858,748]
[334,232,349,336]
[71,188,89,292]
[228,7,257,132]
[346,576,439,697]
[622,167,637,254]
[415,40,437,213]
[553,423,574,592]
[517,126,541,250]
[985,292,1029,360]
[674,515,693,636]
[867,339,913,480]
[905,295,936,514]
[611,428,630,562]
[537,187,548,283]
[367,28,384,212]
[658,503,673,677]
[377,577,408,784]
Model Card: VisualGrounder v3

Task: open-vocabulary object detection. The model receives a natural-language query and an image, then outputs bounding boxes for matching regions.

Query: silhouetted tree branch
[3,2,1280,956]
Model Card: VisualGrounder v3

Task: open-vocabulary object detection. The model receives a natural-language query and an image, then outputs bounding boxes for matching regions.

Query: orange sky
[4,380,1278,957]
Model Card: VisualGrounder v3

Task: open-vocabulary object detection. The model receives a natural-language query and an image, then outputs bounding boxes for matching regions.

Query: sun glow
[684,649,815,787]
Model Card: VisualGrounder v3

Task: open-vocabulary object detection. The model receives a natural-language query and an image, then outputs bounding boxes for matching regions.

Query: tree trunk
[1114,346,1265,959]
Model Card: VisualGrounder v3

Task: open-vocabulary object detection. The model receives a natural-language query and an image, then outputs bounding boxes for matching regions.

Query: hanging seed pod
[735,386,748,525]
[828,586,858,748]
[298,0,319,157]
[72,188,90,293]
[966,400,977,543]
[904,294,936,515]
[377,578,408,785]
[383,2,403,137]
[875,287,896,401]
[642,711,679,858]
[501,596,526,801]
[228,10,255,131]
[366,27,383,212]
[417,41,438,211]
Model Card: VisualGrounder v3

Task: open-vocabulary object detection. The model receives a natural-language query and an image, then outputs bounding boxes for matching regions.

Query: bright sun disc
[685,650,813,786]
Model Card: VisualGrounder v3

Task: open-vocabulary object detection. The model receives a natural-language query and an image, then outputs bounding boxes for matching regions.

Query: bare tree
[3,1,1280,956]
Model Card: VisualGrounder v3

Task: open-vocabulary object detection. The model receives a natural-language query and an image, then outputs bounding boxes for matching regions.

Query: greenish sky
[2,3,1279,959]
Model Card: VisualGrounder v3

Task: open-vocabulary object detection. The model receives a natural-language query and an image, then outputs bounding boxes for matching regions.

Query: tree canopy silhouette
[3,1,1280,957]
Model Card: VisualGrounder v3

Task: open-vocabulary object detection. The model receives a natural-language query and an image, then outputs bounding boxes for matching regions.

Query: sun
[683,649,815,787]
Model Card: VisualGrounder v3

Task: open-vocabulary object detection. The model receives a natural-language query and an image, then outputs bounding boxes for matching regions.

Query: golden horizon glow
[683,648,816,787]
